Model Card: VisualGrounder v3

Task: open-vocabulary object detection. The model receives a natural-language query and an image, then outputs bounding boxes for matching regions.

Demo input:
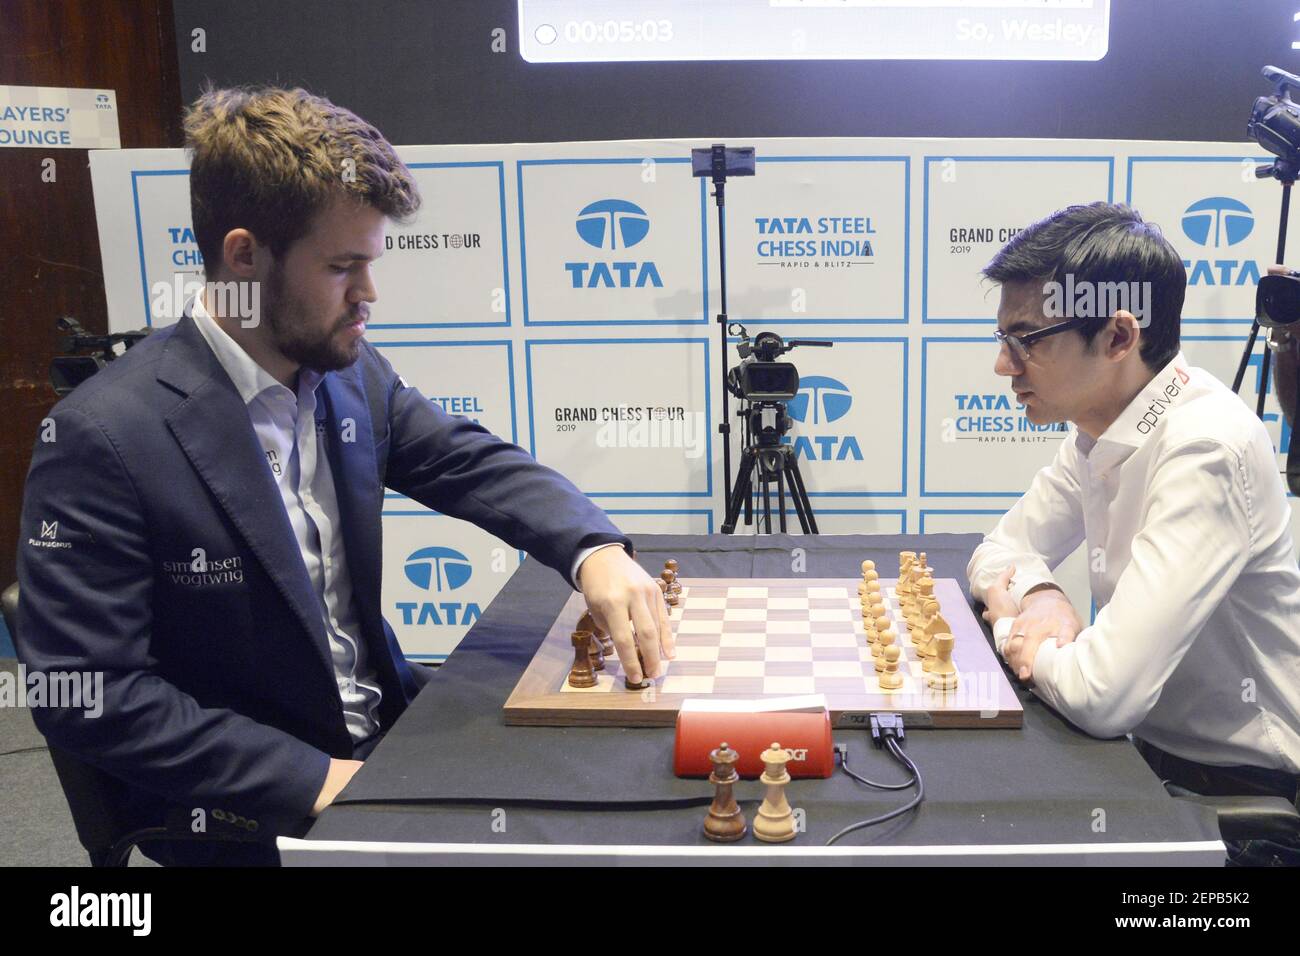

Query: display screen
[518,0,1110,62]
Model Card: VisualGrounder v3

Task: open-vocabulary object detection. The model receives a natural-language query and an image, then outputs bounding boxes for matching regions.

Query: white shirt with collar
[969,352,1300,773]
[190,295,384,745]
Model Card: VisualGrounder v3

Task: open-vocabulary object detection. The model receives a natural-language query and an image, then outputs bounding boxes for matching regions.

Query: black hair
[982,202,1185,370]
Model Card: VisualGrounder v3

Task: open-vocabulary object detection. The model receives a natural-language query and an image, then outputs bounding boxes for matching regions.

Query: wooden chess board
[503,578,1022,728]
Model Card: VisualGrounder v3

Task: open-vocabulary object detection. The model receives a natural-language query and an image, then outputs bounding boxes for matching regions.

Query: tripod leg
[761,464,773,534]
[721,450,757,535]
[775,463,787,533]
[785,453,819,535]
[743,467,753,527]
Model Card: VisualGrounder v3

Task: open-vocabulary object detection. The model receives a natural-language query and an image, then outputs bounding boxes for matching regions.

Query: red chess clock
[674,706,834,779]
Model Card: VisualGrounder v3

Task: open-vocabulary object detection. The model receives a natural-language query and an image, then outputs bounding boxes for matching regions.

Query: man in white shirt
[967,203,1300,838]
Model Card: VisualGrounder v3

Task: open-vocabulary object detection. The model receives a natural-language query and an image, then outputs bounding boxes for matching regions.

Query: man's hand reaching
[577,546,677,684]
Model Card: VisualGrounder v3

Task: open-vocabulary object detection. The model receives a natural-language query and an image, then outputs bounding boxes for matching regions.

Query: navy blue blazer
[15,313,631,852]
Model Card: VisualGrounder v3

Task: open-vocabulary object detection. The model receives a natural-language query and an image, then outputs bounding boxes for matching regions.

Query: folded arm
[1026,439,1253,738]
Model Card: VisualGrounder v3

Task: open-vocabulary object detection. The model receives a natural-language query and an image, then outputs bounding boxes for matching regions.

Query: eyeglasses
[993,318,1086,362]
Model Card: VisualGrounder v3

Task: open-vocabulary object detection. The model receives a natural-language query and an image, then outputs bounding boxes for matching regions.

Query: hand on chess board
[576,546,676,684]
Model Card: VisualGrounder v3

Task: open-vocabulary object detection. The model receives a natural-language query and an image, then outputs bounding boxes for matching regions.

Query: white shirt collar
[189,293,323,405]
[1095,352,1194,449]
[1075,352,1194,472]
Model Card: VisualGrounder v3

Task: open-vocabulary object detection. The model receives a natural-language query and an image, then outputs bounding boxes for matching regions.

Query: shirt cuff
[992,617,1017,656]
[571,543,625,593]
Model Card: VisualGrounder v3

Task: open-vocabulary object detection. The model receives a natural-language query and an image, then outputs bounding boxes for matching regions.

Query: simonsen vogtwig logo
[397,546,481,627]
[566,199,662,289]
[1179,197,1259,288]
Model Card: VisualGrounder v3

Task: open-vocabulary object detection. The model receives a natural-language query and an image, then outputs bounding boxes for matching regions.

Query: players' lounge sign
[0,85,120,149]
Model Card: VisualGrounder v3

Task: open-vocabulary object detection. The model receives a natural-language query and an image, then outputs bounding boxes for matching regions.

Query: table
[282,533,1225,866]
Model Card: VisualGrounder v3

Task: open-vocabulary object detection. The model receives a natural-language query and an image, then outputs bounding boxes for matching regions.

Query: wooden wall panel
[0,0,181,589]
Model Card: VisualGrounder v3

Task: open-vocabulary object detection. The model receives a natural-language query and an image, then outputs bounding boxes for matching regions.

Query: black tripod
[720,421,818,534]
[1230,157,1296,413]
[694,143,824,536]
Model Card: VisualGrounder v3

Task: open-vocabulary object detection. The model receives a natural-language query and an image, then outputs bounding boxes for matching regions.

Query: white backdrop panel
[920,338,1074,496]
[86,136,1300,663]
[525,337,711,497]
[517,158,708,326]
[923,155,1114,323]
[379,504,523,660]
[726,155,909,324]
[370,162,511,330]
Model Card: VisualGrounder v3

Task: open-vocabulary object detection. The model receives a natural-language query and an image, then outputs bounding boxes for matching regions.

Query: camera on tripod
[720,324,831,534]
[1245,66,1300,334]
[1240,65,1300,496]
[726,326,832,447]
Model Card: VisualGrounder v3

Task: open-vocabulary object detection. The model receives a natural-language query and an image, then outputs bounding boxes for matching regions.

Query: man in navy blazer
[15,87,674,865]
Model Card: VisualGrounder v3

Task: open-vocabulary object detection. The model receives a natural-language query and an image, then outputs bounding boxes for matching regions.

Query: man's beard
[263,264,364,373]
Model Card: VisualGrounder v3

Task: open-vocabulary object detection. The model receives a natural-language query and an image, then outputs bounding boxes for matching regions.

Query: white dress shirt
[969,353,1300,773]
[191,296,384,744]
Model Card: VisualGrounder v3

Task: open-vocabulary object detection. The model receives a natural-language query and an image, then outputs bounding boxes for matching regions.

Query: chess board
[503,578,1022,728]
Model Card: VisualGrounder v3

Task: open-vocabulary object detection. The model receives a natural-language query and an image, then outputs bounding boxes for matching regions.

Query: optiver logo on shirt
[1135,366,1191,435]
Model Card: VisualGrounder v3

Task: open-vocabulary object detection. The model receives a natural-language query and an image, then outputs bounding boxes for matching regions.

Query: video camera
[725,326,831,403]
[50,316,149,396]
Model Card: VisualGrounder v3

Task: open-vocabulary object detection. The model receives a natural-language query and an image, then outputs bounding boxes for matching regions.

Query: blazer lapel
[157,315,335,676]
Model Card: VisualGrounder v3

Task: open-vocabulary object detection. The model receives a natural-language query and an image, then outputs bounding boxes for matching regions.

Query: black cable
[835,741,913,790]
[825,731,925,846]
[0,745,49,758]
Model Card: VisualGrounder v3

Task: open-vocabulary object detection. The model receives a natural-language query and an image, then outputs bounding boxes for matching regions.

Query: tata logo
[565,199,663,289]
[1180,197,1260,287]
[397,546,481,627]
[788,375,853,425]
[403,546,473,591]
[782,375,862,462]
[576,199,650,250]
[1181,197,1254,248]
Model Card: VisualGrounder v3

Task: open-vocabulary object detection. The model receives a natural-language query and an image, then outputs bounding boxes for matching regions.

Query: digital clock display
[519,1,1109,62]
